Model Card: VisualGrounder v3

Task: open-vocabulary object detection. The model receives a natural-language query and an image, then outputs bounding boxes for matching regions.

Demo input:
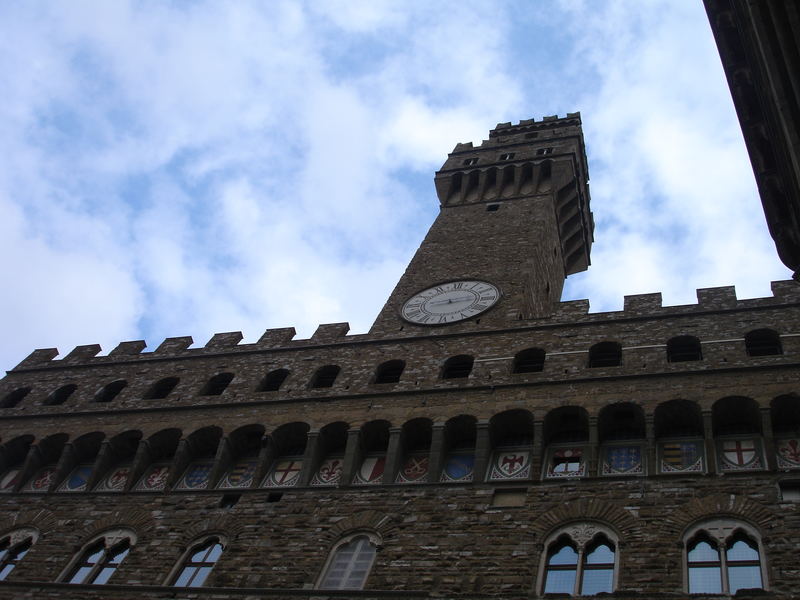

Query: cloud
[0,1,791,374]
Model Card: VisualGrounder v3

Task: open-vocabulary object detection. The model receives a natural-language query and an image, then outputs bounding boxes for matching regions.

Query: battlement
[9,280,800,372]
[451,113,583,153]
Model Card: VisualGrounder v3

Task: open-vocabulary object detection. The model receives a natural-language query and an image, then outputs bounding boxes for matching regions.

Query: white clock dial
[401,280,500,325]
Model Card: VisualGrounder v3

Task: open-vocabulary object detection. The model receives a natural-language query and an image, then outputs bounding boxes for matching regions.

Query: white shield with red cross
[721,439,758,469]
[263,459,302,487]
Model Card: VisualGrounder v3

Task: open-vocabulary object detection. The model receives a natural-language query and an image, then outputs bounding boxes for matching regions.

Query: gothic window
[588,342,621,368]
[684,519,766,594]
[171,537,224,587]
[93,380,127,403]
[0,387,30,408]
[745,328,782,356]
[318,533,378,590]
[143,377,179,400]
[311,365,340,388]
[63,530,135,585]
[512,347,545,373]
[441,355,474,379]
[199,372,234,396]
[540,524,618,596]
[257,368,290,392]
[45,384,77,406]
[373,360,405,384]
[666,335,703,362]
[0,529,37,580]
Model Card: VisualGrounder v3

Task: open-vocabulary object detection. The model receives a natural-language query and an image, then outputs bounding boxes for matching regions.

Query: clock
[401,280,501,325]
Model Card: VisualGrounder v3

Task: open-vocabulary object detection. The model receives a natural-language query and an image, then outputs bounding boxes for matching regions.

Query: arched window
[0,388,30,408]
[318,533,378,590]
[45,384,77,406]
[441,355,474,379]
[588,342,621,368]
[311,365,340,388]
[199,373,234,396]
[171,537,224,587]
[540,524,618,596]
[745,328,782,356]
[143,377,179,400]
[684,519,766,594]
[94,380,127,403]
[667,335,703,362]
[257,369,290,392]
[0,529,37,580]
[63,530,135,585]
[512,348,545,373]
[374,360,405,384]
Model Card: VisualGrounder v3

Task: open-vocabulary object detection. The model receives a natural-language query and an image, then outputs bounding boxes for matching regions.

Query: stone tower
[371,113,593,335]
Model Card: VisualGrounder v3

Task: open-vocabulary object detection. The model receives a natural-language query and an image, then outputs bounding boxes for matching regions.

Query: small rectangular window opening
[536,147,553,155]
[491,488,527,507]
[524,132,539,139]
[219,494,241,509]
[486,204,500,212]
[499,153,515,161]
[780,481,800,501]
[267,492,283,503]
[463,158,478,166]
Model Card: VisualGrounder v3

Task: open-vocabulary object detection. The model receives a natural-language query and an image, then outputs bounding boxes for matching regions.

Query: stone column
[126,439,153,492]
[208,437,232,489]
[167,439,191,489]
[702,411,717,475]
[473,421,491,483]
[297,431,320,487]
[428,424,446,484]
[14,445,43,493]
[382,427,403,484]
[253,435,278,488]
[761,407,777,471]
[587,416,599,476]
[339,429,362,487]
[532,420,545,481]
[51,443,76,492]
[87,440,114,491]
[645,415,657,475]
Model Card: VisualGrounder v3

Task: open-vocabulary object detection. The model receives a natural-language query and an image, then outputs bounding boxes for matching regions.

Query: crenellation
[310,322,351,343]
[204,332,244,350]
[771,279,800,300]
[696,285,738,308]
[153,336,194,355]
[623,292,663,313]
[61,344,102,363]
[108,340,147,357]
[13,348,59,370]
[256,327,297,348]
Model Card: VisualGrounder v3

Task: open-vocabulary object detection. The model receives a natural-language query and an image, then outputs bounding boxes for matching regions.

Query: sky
[0,0,791,373]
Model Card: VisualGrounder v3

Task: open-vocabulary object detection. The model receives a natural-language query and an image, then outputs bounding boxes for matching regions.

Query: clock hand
[427,296,474,305]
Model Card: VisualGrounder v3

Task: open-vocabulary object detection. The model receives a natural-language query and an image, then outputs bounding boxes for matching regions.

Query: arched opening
[0,388,30,409]
[441,355,474,379]
[217,424,264,489]
[199,373,234,396]
[440,415,476,483]
[667,335,703,362]
[543,406,589,479]
[588,342,621,368]
[396,418,432,484]
[0,435,35,493]
[143,377,179,400]
[21,433,68,493]
[94,380,127,403]
[94,430,142,492]
[512,348,546,373]
[263,422,310,488]
[45,384,77,406]
[310,422,348,486]
[354,420,390,485]
[745,328,782,356]
[713,396,764,472]
[59,432,105,492]
[654,399,705,474]
[374,360,405,384]
[311,365,340,389]
[133,428,181,491]
[257,369,289,392]
[175,426,223,490]
[487,409,534,481]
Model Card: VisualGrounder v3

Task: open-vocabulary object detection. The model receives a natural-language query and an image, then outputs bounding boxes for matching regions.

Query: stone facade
[0,116,798,599]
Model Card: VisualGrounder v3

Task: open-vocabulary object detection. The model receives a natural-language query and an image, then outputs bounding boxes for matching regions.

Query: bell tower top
[370,113,593,336]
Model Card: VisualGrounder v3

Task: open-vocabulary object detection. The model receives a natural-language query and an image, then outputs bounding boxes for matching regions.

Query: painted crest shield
[440,453,474,483]
[546,448,584,478]
[488,451,530,480]
[310,457,343,486]
[219,457,258,489]
[23,467,56,492]
[355,456,385,484]
[178,460,214,489]
[721,439,758,469]
[396,455,429,483]
[96,465,130,492]
[661,441,702,472]
[777,439,800,468]
[603,446,642,475]
[135,463,170,491]
[263,458,303,487]
[59,464,93,492]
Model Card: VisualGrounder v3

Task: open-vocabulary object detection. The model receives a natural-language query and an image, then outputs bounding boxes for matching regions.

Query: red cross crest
[723,439,756,466]
[272,460,302,484]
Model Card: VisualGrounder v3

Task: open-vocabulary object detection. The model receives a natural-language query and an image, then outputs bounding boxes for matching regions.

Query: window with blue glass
[685,519,765,594]
[62,530,134,585]
[0,530,37,581]
[171,537,224,587]
[541,524,618,596]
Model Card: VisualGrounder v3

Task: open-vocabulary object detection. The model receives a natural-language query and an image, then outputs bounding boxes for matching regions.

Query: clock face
[401,280,500,325]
